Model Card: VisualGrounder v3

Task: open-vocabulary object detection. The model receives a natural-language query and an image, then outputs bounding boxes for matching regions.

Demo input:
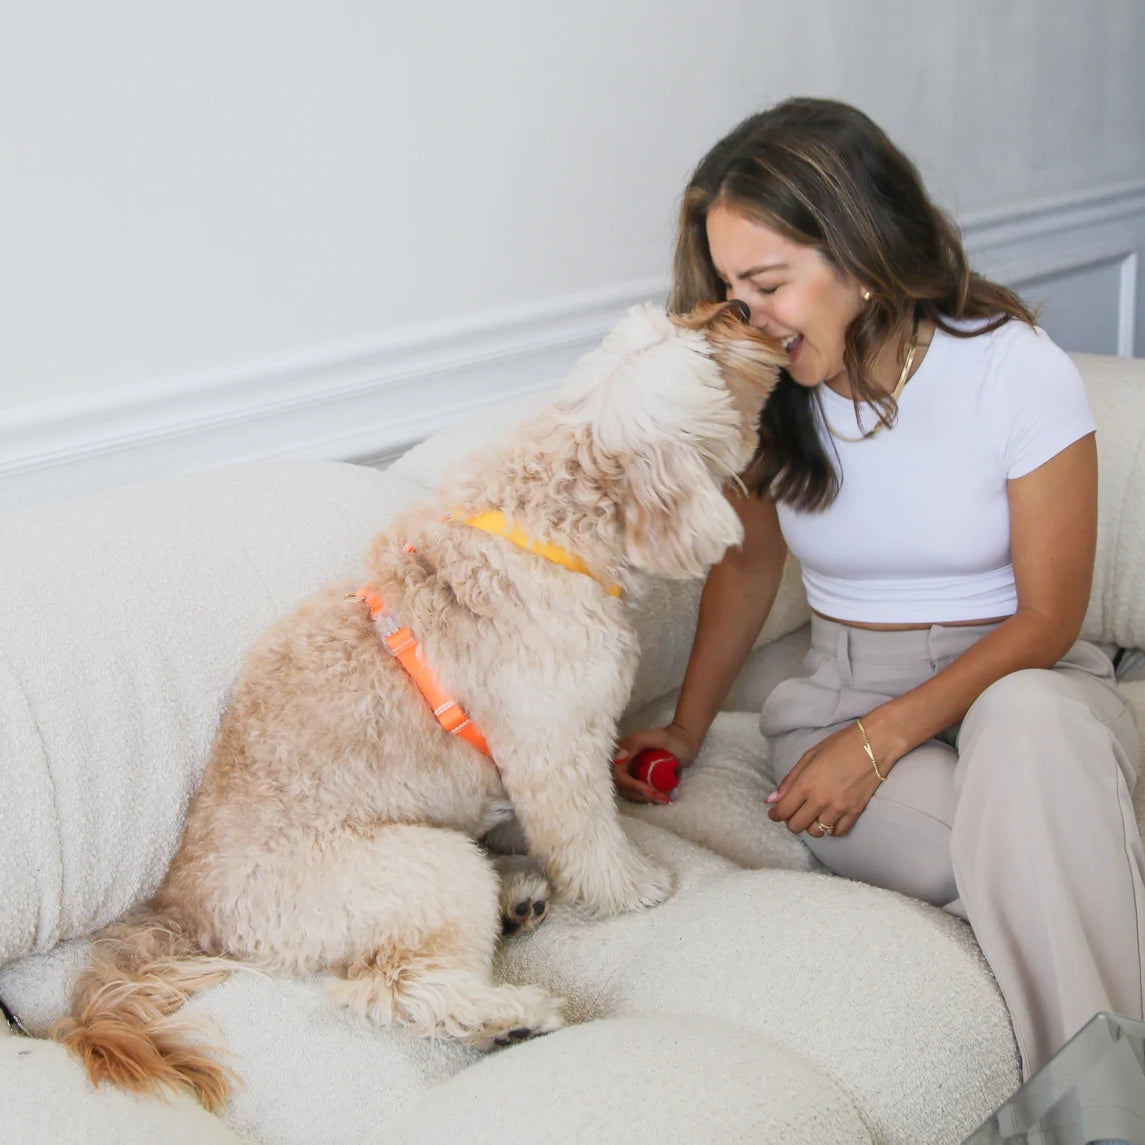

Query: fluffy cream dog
[56,300,783,1110]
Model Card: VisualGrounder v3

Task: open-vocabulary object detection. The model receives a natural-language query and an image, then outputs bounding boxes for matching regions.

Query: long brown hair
[670,98,1035,510]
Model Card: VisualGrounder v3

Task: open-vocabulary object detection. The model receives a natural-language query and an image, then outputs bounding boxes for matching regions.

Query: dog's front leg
[494,728,673,916]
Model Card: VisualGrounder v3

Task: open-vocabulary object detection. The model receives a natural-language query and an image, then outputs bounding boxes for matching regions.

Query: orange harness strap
[356,586,493,760]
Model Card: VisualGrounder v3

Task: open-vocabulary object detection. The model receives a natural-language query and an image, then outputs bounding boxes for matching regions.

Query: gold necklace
[819,322,919,443]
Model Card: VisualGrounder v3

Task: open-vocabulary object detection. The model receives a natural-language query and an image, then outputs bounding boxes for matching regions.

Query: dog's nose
[726,299,751,324]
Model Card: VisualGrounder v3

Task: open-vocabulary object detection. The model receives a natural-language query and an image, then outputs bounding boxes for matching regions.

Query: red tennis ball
[629,748,680,794]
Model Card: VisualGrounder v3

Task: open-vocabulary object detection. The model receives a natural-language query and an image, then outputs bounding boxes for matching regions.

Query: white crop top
[774,320,1096,624]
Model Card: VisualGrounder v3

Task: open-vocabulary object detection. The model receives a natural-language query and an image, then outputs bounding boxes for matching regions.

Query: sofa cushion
[382,1014,876,1145]
[0,824,739,1145]
[598,867,1017,1145]
[0,461,426,964]
[0,1029,245,1145]
[0,786,1019,1145]
[0,440,810,969]
[1078,352,1145,650]
[4,349,1141,1145]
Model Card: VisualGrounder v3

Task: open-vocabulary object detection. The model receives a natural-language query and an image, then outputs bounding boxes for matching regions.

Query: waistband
[810,614,1002,664]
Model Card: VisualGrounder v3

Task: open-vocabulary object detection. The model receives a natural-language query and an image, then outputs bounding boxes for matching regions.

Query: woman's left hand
[765,721,885,838]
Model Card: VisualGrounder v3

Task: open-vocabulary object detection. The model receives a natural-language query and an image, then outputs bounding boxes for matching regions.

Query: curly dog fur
[55,301,783,1109]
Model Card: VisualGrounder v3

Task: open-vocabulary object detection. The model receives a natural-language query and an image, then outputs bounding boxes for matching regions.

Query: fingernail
[615,749,630,762]
[653,792,672,805]
[765,791,780,804]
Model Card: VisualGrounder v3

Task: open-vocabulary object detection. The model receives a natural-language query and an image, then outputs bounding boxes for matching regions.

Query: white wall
[3,0,1144,510]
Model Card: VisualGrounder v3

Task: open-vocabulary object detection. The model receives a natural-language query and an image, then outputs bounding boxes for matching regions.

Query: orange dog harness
[357,514,620,761]
[355,586,493,759]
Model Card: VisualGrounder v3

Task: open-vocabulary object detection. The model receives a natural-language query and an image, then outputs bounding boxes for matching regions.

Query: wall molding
[966,237,1139,356]
[960,179,1145,248]
[3,179,1145,514]
[961,179,1145,358]
[0,276,668,513]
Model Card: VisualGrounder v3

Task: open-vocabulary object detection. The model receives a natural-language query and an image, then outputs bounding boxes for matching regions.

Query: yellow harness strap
[462,511,623,597]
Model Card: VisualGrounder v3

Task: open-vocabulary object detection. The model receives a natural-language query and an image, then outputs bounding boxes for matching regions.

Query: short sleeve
[981,323,1096,480]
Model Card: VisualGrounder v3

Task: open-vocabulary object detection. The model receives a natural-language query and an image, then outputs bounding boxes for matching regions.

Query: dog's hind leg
[479,818,553,936]
[310,824,564,1048]
[490,853,551,938]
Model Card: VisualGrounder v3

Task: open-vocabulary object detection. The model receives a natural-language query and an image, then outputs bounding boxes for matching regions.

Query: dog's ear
[553,300,778,579]
[618,442,744,579]
[678,300,786,409]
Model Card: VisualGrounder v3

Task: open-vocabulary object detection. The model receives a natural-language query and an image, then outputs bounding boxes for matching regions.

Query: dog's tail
[53,910,238,1111]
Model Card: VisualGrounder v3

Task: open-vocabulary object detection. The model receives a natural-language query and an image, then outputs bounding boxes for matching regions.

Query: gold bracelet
[855,717,886,782]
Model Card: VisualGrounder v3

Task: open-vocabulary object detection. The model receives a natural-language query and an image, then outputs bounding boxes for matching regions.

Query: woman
[616,97,1145,1081]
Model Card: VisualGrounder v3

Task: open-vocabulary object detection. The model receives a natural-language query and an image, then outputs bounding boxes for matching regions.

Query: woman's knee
[961,669,1086,760]
[966,668,1062,724]
[814,790,959,907]
[813,824,957,906]
[957,666,1132,799]
[962,666,1127,755]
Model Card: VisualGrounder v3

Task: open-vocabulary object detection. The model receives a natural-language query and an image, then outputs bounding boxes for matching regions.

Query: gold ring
[814,819,834,836]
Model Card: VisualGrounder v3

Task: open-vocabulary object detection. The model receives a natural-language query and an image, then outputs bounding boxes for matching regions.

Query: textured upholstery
[2,352,1143,1145]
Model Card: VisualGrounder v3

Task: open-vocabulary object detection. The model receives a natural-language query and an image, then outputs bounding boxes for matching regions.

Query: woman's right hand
[611,492,784,806]
[612,723,699,805]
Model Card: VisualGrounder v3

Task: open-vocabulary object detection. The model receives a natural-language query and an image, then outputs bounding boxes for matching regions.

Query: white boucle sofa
[2,351,1145,1145]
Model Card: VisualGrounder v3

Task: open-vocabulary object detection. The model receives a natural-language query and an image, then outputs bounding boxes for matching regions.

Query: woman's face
[705,203,866,393]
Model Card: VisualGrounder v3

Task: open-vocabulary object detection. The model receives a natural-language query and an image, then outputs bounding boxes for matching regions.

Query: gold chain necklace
[818,322,919,443]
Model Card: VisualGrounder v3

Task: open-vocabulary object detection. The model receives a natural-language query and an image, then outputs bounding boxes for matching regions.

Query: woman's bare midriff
[813,609,1010,632]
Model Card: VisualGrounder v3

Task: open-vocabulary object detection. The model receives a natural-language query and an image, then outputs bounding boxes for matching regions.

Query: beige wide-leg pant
[759,616,1145,1080]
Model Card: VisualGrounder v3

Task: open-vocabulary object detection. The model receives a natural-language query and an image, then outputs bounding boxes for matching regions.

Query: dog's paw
[630,860,674,909]
[618,858,674,912]
[573,853,675,916]
[467,985,565,1052]
[491,853,551,938]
